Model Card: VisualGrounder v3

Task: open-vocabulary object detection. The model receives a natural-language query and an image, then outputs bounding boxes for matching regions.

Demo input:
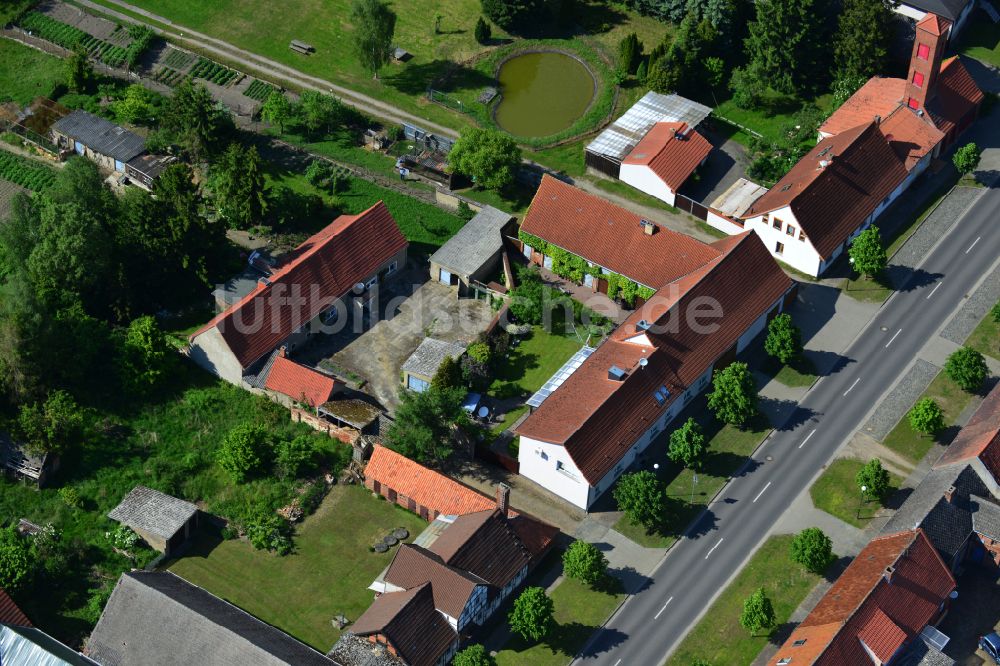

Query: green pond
[494,52,595,138]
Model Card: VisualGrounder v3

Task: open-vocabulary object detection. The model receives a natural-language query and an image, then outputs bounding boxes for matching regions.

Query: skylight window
[653,385,670,405]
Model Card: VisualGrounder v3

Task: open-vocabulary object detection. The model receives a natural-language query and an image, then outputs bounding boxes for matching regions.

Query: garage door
[439,268,452,285]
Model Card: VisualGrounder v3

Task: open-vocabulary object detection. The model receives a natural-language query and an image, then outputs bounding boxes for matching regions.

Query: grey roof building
[0,624,98,666]
[108,486,199,554]
[429,206,513,292]
[401,338,466,393]
[87,571,338,666]
[51,110,145,167]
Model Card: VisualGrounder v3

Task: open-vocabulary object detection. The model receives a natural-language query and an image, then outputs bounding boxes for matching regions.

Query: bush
[58,486,83,509]
[217,423,270,482]
[107,525,140,552]
[0,527,32,591]
[275,435,319,480]
[244,511,292,555]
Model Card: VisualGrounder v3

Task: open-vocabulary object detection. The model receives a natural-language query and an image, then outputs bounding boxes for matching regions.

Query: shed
[124,153,176,190]
[429,205,515,295]
[50,110,145,173]
[0,433,58,488]
[401,338,467,393]
[108,486,199,555]
[317,398,382,433]
[392,47,412,62]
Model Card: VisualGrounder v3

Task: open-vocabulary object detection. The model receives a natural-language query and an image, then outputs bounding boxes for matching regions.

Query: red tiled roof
[917,12,951,36]
[263,353,338,407]
[365,445,499,517]
[936,382,1000,482]
[623,122,713,192]
[519,176,722,288]
[0,588,30,626]
[820,78,907,137]
[880,106,945,170]
[742,122,909,259]
[191,202,407,369]
[516,232,791,484]
[928,56,985,138]
[350,582,457,666]
[383,544,482,619]
[770,529,956,666]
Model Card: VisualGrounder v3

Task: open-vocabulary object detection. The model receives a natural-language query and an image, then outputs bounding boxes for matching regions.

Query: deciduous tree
[113,84,157,125]
[562,539,608,586]
[297,91,346,139]
[764,313,802,365]
[848,226,887,279]
[17,390,83,456]
[740,587,776,635]
[453,644,495,666]
[613,471,666,531]
[707,362,758,427]
[118,315,175,394]
[953,142,981,176]
[350,0,397,79]
[908,398,945,436]
[668,417,707,471]
[790,527,833,573]
[261,90,293,133]
[856,458,890,499]
[0,527,31,591]
[217,423,270,482]
[448,127,522,190]
[508,586,554,642]
[945,346,988,392]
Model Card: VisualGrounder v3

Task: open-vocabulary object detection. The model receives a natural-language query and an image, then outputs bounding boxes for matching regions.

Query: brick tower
[905,13,951,111]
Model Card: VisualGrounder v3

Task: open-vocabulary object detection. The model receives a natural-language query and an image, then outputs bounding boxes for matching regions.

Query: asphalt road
[575,186,1000,666]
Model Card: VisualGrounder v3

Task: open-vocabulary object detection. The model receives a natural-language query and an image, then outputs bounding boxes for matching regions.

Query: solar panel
[526,346,596,408]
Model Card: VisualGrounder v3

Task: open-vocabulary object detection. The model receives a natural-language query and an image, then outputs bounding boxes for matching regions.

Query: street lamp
[858,484,867,519]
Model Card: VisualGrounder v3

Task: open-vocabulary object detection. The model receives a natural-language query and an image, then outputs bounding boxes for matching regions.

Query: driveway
[678,120,751,205]
[297,267,494,410]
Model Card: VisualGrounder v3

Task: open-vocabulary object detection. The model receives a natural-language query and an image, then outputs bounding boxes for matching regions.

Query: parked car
[980,632,1000,663]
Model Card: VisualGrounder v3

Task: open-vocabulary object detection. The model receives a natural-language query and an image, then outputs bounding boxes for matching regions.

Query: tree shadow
[575,627,629,659]
[805,349,853,377]
[886,265,944,292]
[607,566,652,594]
[684,507,719,538]
[385,59,493,96]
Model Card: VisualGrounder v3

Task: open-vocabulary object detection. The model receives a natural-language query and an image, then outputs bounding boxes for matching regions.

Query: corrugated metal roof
[51,110,145,163]
[709,178,770,218]
[586,91,712,161]
[0,625,96,666]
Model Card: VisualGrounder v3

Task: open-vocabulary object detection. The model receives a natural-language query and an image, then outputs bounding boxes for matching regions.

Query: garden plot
[39,0,120,41]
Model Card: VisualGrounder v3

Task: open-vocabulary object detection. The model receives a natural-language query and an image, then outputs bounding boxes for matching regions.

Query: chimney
[496,483,511,516]
[874,114,881,125]
[884,565,895,584]
[818,160,830,169]
[608,365,627,381]
[944,485,956,504]
[641,219,656,235]
[904,13,949,111]
[278,346,287,358]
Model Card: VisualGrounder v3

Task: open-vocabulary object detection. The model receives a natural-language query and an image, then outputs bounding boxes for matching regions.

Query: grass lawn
[488,326,586,433]
[762,356,818,389]
[0,365,339,645]
[713,92,834,146]
[614,400,771,549]
[881,371,978,464]
[810,458,904,528]
[495,577,626,666]
[168,484,427,651]
[959,10,1000,68]
[966,310,1000,362]
[0,38,66,105]
[664,535,824,666]
[841,272,893,304]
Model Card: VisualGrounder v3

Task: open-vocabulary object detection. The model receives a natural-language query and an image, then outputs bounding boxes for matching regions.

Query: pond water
[494,52,595,138]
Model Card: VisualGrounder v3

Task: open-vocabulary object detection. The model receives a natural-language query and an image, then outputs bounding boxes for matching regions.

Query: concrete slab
[573,518,664,593]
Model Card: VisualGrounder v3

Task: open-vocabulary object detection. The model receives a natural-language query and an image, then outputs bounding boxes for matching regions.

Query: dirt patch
[838,431,915,478]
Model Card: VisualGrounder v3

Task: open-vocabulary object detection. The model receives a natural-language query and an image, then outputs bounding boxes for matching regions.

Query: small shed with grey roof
[0,432,58,488]
[108,486,199,555]
[401,338,466,393]
[51,110,146,173]
[429,205,515,296]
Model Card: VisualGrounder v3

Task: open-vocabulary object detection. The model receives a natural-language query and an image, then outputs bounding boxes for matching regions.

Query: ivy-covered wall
[518,230,656,307]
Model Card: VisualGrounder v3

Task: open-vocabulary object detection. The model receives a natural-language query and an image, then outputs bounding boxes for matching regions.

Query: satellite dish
[353,282,366,293]
[638,358,648,369]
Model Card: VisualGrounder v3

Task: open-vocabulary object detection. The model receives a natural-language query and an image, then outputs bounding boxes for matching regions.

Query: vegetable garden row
[244,79,278,101]
[19,12,153,69]
[189,58,238,86]
[0,149,57,192]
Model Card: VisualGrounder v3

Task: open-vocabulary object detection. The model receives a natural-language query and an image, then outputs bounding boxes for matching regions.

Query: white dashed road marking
[844,378,860,396]
[705,538,724,560]
[799,429,817,449]
[885,328,902,348]
[753,482,772,503]
[654,597,674,620]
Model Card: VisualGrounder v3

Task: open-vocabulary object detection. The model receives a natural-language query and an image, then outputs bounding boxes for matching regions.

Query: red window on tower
[912,71,925,87]
[908,97,920,110]
[917,43,930,60]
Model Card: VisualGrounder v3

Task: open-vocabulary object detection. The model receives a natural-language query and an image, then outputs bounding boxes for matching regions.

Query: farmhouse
[769,529,956,666]
[882,382,1000,571]
[108,485,199,555]
[188,201,407,386]
[400,338,466,394]
[428,205,515,296]
[585,91,711,179]
[515,231,794,510]
[337,482,555,666]
[703,14,982,277]
[519,175,722,302]
[87,572,336,666]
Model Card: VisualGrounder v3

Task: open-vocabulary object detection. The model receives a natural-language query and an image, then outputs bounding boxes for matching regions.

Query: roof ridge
[792,122,877,205]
